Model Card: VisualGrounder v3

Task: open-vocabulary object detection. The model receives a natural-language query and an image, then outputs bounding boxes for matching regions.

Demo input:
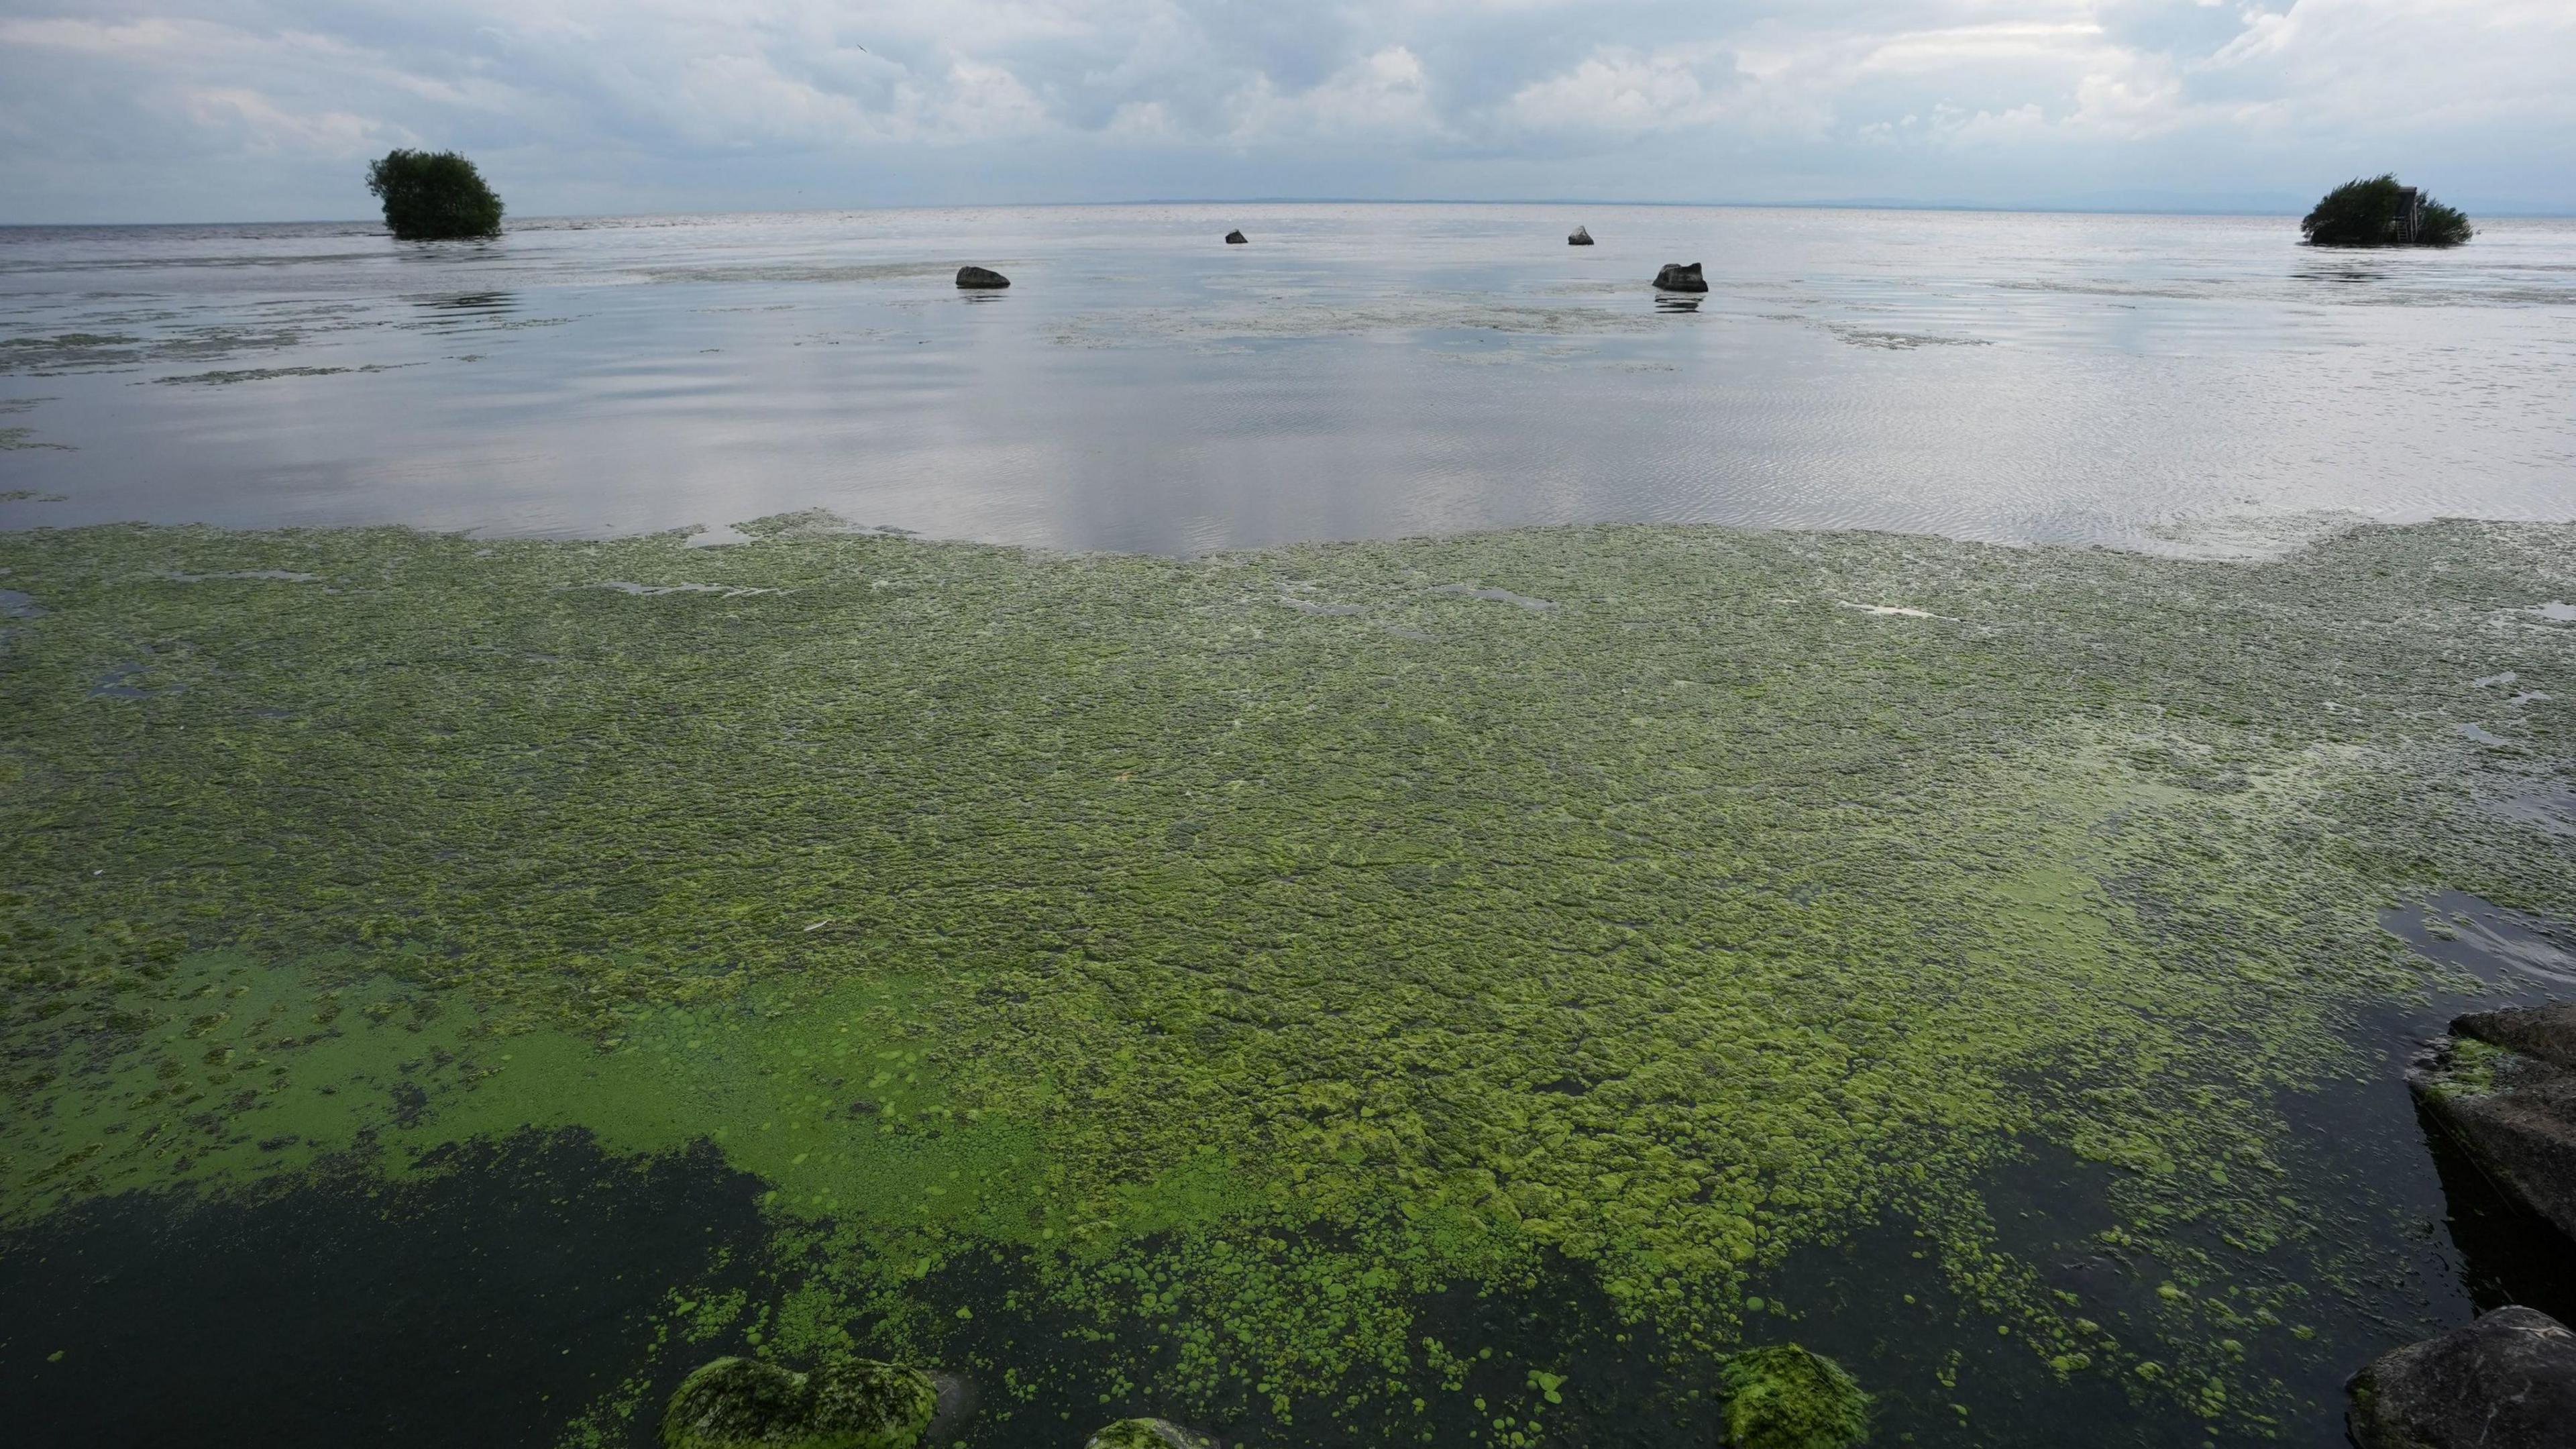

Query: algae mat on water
[2,516,2572,1444]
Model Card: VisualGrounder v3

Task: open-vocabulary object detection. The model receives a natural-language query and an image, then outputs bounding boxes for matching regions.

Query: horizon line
[9,195,2575,227]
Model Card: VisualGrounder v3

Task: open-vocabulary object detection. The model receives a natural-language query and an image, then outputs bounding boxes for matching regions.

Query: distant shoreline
[10,197,2576,230]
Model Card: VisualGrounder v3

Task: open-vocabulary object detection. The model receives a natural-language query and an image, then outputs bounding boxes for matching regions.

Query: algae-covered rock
[2347,1306,2576,1448]
[2454,1002,2576,1072]
[661,1355,937,1449]
[1083,1418,1214,1449]
[2410,1006,2576,1241]
[1717,1344,1871,1449]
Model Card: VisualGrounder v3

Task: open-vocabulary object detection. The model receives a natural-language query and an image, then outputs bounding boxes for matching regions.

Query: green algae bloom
[661,1356,934,1449]
[1,515,2571,1442]
[1717,1345,1871,1449]
[2420,1035,2512,1100]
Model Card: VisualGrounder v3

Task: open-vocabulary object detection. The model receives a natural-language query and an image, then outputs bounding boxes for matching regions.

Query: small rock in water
[954,266,1010,289]
[1653,262,1708,292]
[661,1354,938,1449]
[2410,1001,2576,1239]
[1224,229,1247,245]
[1568,225,1594,246]
[2347,1306,2576,1449]
[1085,1419,1216,1449]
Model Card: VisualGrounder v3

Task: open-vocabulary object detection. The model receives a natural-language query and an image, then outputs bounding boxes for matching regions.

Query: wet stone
[2347,1306,2576,1449]
[2457,1002,2576,1071]
[953,266,1009,290]
[1654,262,1709,292]
[2411,1004,2576,1241]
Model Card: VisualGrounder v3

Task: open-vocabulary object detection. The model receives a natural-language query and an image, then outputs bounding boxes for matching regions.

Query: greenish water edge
[3,515,2571,1444]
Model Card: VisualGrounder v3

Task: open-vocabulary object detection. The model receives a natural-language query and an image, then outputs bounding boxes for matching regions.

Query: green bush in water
[1717,1344,1872,1449]
[2300,174,2471,248]
[661,1356,936,1449]
[364,148,504,240]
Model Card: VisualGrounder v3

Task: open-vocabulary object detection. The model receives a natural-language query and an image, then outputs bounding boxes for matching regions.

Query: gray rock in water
[1224,229,1247,244]
[2348,1307,2576,1448]
[1085,1419,1216,1449]
[1653,262,1707,292]
[955,266,1010,289]
[2458,1002,2576,1071]
[2412,1002,2576,1240]
[1568,225,1594,246]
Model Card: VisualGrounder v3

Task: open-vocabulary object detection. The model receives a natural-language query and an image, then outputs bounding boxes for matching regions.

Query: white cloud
[1104,99,1179,140]
[0,0,2569,219]
[2198,0,2576,131]
[0,15,197,52]
[938,58,1053,139]
[1858,21,2109,77]
[1506,48,1738,136]
[182,86,400,155]
[1227,45,1442,142]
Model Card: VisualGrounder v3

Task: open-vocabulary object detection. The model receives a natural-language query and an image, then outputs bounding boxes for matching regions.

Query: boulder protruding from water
[661,1355,938,1449]
[955,266,1010,290]
[2410,1001,2576,1240]
[1224,230,1247,245]
[2454,1002,2576,1071]
[1653,262,1707,292]
[1084,1418,1216,1449]
[1568,225,1594,246]
[2348,1307,2576,1449]
[1715,1344,1871,1449]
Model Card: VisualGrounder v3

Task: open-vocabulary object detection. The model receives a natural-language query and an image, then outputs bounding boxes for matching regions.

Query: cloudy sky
[3,0,2571,223]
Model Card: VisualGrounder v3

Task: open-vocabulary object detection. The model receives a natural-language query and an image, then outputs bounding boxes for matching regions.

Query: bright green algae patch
[3,517,2573,1440]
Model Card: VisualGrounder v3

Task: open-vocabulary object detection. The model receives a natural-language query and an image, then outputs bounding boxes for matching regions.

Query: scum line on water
[1,515,2571,1443]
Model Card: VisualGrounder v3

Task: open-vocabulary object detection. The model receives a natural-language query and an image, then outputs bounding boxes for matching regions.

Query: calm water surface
[6,205,2576,1447]
[3,203,2573,552]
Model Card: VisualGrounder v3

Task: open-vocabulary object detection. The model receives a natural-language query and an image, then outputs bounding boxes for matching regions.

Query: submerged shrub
[365,149,504,241]
[2300,174,2471,248]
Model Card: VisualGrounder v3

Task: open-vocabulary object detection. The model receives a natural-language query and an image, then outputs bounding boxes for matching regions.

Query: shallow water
[3,205,2573,553]
[7,901,2566,1449]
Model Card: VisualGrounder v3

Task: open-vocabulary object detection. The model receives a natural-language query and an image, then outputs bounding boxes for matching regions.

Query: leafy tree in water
[365,150,504,241]
[2301,174,2471,248]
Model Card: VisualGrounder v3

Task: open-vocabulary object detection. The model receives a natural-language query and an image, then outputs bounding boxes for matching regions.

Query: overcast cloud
[3,0,2570,222]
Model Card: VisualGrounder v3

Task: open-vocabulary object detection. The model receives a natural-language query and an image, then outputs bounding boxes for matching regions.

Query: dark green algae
[1,514,2572,1444]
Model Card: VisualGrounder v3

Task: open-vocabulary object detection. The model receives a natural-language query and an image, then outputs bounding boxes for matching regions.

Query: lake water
[7,203,2576,1449]
[4,203,2573,554]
